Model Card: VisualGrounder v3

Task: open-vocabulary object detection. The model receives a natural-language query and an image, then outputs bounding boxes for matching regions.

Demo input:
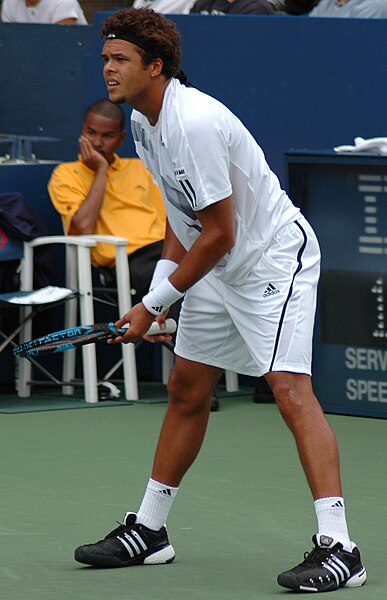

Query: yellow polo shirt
[48,155,166,267]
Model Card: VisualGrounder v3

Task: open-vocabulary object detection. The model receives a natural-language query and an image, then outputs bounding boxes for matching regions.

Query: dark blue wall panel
[170,15,387,185]
[0,23,92,161]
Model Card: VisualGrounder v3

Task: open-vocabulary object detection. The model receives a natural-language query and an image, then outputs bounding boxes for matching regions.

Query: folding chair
[0,235,109,402]
[0,191,141,403]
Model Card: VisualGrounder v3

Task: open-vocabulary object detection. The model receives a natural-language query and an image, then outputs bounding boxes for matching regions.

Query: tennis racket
[13,318,177,359]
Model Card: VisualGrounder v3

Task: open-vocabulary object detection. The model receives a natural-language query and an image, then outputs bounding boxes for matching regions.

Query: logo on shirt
[174,167,187,179]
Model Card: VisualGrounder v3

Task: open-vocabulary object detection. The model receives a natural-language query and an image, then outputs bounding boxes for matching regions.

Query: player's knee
[272,376,317,427]
[167,369,210,413]
[272,382,304,421]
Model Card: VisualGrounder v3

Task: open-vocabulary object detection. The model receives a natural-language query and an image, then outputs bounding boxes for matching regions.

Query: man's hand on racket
[108,302,173,344]
[143,313,172,344]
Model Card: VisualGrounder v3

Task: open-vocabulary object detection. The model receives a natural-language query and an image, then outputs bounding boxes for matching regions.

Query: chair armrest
[21,236,97,291]
[78,234,128,247]
[25,235,97,248]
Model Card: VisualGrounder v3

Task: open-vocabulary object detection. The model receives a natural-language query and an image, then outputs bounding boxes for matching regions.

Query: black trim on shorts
[269,220,307,372]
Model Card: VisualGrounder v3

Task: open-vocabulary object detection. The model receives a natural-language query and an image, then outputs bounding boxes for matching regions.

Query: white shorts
[175,217,321,377]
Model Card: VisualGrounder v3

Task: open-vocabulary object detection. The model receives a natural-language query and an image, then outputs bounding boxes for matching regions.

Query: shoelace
[301,546,334,567]
[105,522,128,539]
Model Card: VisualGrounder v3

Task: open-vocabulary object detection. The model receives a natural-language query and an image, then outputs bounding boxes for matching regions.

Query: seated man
[48,99,166,305]
[1,0,88,24]
[49,99,220,410]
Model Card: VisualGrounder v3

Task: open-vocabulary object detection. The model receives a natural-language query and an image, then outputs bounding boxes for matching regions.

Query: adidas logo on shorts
[263,283,280,298]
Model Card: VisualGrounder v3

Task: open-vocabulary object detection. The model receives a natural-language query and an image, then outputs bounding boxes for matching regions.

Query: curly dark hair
[100,8,181,80]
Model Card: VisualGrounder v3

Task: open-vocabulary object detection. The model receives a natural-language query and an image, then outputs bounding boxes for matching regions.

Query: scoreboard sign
[286,151,387,418]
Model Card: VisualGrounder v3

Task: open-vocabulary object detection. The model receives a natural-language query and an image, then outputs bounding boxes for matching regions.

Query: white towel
[7,286,74,305]
[334,136,387,155]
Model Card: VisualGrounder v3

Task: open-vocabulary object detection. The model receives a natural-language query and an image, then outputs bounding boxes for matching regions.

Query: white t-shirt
[131,79,301,286]
[310,0,387,18]
[132,0,195,14]
[1,0,88,24]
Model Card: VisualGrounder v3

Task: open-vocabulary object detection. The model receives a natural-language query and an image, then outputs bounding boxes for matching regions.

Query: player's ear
[150,58,163,78]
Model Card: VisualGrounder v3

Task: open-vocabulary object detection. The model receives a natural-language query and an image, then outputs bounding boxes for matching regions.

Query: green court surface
[0,389,385,600]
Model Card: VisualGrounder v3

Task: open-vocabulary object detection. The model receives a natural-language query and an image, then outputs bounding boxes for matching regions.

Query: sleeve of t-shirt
[1,0,12,22]
[47,163,89,233]
[51,0,83,22]
[173,112,233,211]
[309,0,329,16]
[355,1,387,17]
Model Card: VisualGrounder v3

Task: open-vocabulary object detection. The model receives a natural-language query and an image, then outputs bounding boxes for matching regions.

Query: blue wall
[0,23,92,162]
[1,15,387,184]
[172,14,387,184]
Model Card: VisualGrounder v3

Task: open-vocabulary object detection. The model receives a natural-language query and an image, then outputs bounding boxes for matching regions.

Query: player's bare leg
[268,371,367,592]
[265,371,341,499]
[74,358,222,568]
[152,356,223,486]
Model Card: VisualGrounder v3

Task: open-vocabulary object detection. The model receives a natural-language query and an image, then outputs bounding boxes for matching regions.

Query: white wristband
[149,259,178,291]
[142,278,184,315]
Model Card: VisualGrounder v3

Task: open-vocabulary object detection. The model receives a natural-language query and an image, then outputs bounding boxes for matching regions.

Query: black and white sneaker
[74,512,175,567]
[277,534,367,592]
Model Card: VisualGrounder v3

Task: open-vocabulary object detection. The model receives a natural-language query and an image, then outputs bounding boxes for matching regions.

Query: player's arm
[161,220,187,264]
[70,136,108,234]
[144,195,234,295]
[128,220,185,340]
[169,195,235,292]
[56,18,78,24]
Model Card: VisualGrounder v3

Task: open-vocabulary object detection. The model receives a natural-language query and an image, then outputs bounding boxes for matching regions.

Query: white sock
[314,496,352,551]
[136,478,179,531]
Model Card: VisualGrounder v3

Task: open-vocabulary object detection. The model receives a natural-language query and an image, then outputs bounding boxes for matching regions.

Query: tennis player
[75,8,366,593]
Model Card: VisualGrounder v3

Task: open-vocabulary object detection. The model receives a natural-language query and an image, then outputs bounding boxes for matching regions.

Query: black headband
[105,32,192,87]
[105,32,155,55]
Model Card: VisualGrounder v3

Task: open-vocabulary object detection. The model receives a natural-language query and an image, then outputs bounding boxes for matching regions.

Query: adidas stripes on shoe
[277,534,367,593]
[74,512,175,568]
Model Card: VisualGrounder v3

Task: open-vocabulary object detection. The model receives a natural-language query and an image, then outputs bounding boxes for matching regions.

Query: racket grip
[145,318,177,336]
[116,318,177,336]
